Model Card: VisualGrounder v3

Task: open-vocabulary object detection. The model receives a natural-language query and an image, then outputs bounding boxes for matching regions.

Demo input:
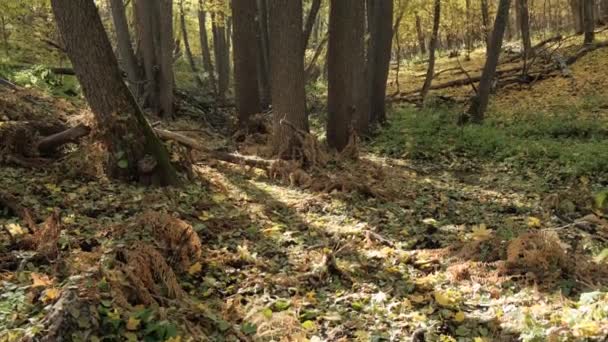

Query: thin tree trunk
[481,0,491,53]
[583,0,595,44]
[51,0,179,185]
[108,0,142,96]
[465,0,472,56]
[268,0,309,157]
[466,0,511,124]
[415,13,426,55]
[212,14,230,102]
[367,0,393,124]
[571,0,584,33]
[0,15,8,57]
[518,0,533,61]
[158,0,174,118]
[179,0,204,88]
[233,0,261,126]
[327,0,367,151]
[198,0,216,94]
[303,0,322,53]
[256,0,271,106]
[603,0,608,23]
[134,0,160,112]
[421,0,441,104]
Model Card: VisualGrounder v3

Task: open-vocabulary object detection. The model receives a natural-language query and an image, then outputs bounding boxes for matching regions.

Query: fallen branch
[0,77,18,90]
[37,124,91,155]
[153,128,273,169]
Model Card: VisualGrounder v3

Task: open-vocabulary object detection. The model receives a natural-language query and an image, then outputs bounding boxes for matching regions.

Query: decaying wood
[37,124,91,155]
[154,128,274,169]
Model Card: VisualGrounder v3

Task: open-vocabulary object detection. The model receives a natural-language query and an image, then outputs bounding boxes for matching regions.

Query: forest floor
[1,34,608,342]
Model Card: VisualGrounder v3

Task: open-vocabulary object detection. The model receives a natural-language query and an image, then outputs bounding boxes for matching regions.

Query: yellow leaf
[573,321,601,337]
[6,223,25,237]
[408,294,427,304]
[41,288,60,303]
[31,273,53,288]
[527,217,541,228]
[471,224,492,241]
[188,262,202,275]
[126,317,141,331]
[433,290,461,307]
[165,337,181,342]
[454,311,466,322]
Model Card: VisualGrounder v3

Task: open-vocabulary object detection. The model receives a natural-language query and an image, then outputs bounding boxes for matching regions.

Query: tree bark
[108,0,142,96]
[51,0,179,185]
[303,0,322,53]
[466,0,511,124]
[367,0,393,124]
[158,0,175,117]
[583,0,595,44]
[327,0,367,151]
[481,0,491,53]
[415,13,426,55]
[256,0,271,106]
[198,0,217,94]
[421,0,441,104]
[518,0,533,61]
[267,0,309,157]
[570,0,584,33]
[37,124,91,155]
[179,0,204,88]
[212,14,230,102]
[233,0,261,126]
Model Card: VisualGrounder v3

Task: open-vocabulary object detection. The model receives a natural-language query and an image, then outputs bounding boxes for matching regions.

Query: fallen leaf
[31,273,53,288]
[471,224,492,241]
[188,262,202,275]
[527,216,541,228]
[41,288,60,303]
[126,316,140,331]
[454,311,466,322]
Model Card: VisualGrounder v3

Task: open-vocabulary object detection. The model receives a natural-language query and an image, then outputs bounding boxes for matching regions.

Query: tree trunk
[518,0,533,60]
[256,0,271,107]
[421,0,441,104]
[198,0,217,94]
[0,15,8,57]
[603,0,608,23]
[212,14,230,102]
[481,0,491,53]
[179,0,204,88]
[327,0,367,151]
[233,0,261,126]
[367,0,393,125]
[583,0,595,44]
[466,0,511,124]
[108,0,142,96]
[51,0,179,185]
[268,0,308,157]
[465,0,472,55]
[570,0,584,33]
[158,0,174,117]
[415,13,426,55]
[303,0,322,53]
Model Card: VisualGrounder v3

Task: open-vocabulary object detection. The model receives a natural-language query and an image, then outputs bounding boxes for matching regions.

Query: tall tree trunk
[51,0,179,186]
[583,0,595,44]
[256,0,271,106]
[108,0,142,96]
[415,13,426,55]
[212,14,230,102]
[233,0,261,126]
[327,0,367,151]
[1,15,8,57]
[570,0,584,33]
[367,0,393,125]
[466,0,511,124]
[198,0,216,94]
[268,0,308,157]
[158,0,174,118]
[603,0,608,23]
[179,0,204,88]
[481,0,491,53]
[421,0,441,104]
[465,0,473,56]
[134,0,161,112]
[518,0,533,60]
[303,0,322,53]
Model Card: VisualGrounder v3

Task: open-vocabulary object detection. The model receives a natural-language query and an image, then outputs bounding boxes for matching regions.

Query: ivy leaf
[241,322,257,335]
[117,159,129,169]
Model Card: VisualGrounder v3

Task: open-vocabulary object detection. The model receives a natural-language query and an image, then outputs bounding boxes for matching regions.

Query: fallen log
[37,124,91,155]
[0,191,36,231]
[0,77,18,90]
[566,40,608,65]
[153,128,274,169]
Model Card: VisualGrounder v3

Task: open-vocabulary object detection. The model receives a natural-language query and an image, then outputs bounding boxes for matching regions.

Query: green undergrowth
[371,104,608,180]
